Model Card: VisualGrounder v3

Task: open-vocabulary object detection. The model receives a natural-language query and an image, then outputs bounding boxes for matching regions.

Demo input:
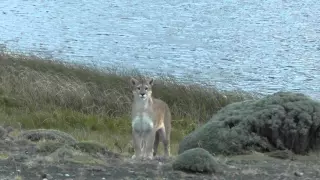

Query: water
[0,0,319,100]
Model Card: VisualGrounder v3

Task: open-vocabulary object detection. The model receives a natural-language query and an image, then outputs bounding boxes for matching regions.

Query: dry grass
[0,52,257,155]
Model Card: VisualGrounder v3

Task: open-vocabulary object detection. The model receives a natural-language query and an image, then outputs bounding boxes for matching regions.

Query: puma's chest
[132,112,154,133]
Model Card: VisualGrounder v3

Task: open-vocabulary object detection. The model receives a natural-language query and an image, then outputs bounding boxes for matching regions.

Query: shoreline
[1,49,319,101]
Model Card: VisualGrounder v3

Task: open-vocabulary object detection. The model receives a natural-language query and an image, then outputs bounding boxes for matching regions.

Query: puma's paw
[145,154,153,160]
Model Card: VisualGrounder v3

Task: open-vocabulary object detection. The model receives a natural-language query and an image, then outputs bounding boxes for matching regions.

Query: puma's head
[130,77,154,101]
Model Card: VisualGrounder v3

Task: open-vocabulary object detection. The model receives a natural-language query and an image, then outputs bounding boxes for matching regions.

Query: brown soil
[1,155,320,180]
[1,129,320,180]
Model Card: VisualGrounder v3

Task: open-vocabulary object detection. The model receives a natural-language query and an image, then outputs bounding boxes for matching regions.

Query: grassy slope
[0,52,256,155]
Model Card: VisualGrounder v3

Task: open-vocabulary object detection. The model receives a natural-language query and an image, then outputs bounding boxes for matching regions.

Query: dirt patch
[0,127,320,180]
[2,153,320,180]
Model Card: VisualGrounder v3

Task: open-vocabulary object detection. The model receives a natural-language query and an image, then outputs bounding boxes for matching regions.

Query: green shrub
[172,148,222,174]
[178,92,320,155]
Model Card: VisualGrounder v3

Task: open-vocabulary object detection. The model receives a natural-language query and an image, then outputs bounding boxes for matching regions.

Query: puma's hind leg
[153,130,160,157]
[164,129,171,157]
[158,127,170,157]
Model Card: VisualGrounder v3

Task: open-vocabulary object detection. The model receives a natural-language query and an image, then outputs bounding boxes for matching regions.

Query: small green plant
[14,176,22,180]
[0,152,9,160]
[172,148,222,173]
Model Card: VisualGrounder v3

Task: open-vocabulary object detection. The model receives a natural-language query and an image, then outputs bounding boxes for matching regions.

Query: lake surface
[0,0,319,100]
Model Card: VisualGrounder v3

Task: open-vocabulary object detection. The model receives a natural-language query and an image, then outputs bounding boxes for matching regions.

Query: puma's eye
[145,87,148,90]
[137,87,140,90]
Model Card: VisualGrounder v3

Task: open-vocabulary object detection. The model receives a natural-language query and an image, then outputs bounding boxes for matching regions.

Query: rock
[266,150,293,160]
[172,148,222,174]
[71,141,108,155]
[178,92,320,155]
[294,171,304,177]
[4,126,14,134]
[8,153,29,163]
[0,139,17,151]
[14,139,33,146]
[71,141,121,158]
[0,126,7,139]
[18,129,77,145]
[36,141,66,155]
[48,146,106,165]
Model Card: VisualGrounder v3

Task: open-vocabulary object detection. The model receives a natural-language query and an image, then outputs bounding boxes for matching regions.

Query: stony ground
[1,128,320,180]
[2,153,320,180]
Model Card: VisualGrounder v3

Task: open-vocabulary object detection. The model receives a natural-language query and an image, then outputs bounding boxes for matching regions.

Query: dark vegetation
[178,92,320,155]
[172,147,223,174]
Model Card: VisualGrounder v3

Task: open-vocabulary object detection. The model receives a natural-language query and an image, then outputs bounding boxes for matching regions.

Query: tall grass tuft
[0,52,257,154]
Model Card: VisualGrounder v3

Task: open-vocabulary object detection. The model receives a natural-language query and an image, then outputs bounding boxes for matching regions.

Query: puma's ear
[130,77,139,86]
[148,78,154,86]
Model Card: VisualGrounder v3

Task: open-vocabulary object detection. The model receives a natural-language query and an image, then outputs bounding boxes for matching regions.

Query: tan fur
[130,77,172,160]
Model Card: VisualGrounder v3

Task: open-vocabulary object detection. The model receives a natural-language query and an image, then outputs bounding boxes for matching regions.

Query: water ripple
[0,0,319,100]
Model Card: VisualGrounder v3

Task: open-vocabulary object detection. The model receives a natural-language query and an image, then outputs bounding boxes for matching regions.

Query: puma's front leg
[132,131,142,159]
[144,129,156,160]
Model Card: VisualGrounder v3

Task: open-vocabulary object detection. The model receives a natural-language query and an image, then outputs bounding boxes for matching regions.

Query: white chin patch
[139,95,147,100]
